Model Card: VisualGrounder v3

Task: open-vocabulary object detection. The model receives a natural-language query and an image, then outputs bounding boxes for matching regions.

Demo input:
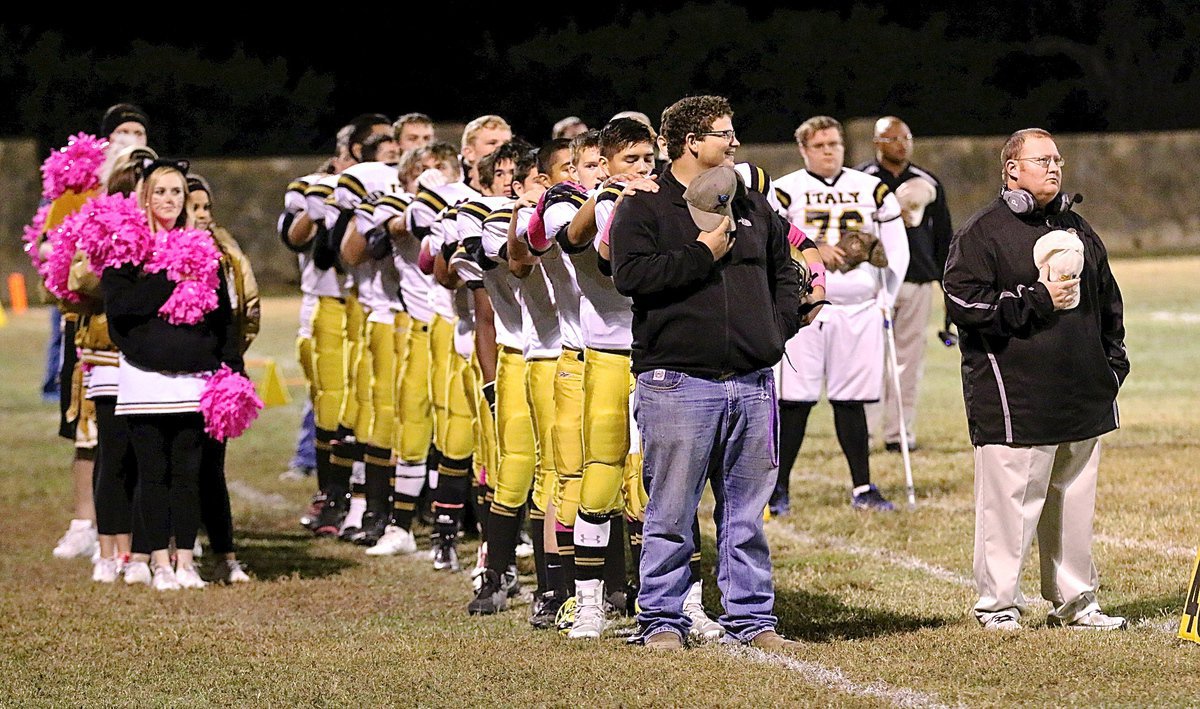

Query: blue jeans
[42,306,63,399]
[634,367,779,643]
[289,400,317,470]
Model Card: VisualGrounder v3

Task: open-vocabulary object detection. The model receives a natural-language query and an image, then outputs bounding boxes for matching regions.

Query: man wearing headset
[944,128,1128,632]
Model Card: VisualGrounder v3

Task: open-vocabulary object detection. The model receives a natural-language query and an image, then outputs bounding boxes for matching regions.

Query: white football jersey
[773,167,909,307]
[459,196,523,351]
[509,205,562,360]
[301,175,344,298]
[558,185,634,350]
[331,163,401,319]
[408,182,480,323]
[372,191,435,325]
[283,172,324,298]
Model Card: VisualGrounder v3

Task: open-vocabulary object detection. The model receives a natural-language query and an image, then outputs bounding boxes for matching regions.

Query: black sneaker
[337,525,361,543]
[530,590,565,629]
[299,492,326,531]
[313,491,349,536]
[432,534,460,572]
[605,587,629,617]
[354,512,389,546]
[468,569,508,615]
[851,484,896,512]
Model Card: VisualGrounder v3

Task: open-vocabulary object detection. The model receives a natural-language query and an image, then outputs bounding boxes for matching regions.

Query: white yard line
[227,479,292,511]
[730,647,961,709]
[1149,311,1200,324]
[1095,534,1197,560]
[767,522,974,588]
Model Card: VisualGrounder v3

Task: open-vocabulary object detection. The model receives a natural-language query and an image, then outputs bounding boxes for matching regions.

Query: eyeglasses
[877,134,912,143]
[696,129,736,142]
[1016,155,1065,169]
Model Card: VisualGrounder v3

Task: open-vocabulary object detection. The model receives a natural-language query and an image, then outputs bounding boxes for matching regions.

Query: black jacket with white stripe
[943,196,1128,446]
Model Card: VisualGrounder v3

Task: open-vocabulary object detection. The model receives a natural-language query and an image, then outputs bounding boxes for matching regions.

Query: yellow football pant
[553,349,585,527]
[395,317,433,464]
[443,353,475,463]
[579,349,639,517]
[526,356,558,515]
[312,296,347,431]
[468,355,498,488]
[492,347,536,510]
[339,294,366,434]
[296,336,317,403]
[429,314,454,454]
[364,319,396,450]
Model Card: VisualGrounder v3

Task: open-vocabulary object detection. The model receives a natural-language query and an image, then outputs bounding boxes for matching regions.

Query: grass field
[2,257,1199,707]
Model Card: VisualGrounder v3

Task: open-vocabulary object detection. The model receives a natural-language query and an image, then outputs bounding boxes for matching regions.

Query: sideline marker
[0,300,7,329]
[257,358,291,408]
[1179,547,1200,644]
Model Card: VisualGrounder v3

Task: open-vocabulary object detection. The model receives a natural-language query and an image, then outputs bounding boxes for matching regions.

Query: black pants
[92,397,139,537]
[199,437,236,555]
[127,413,205,553]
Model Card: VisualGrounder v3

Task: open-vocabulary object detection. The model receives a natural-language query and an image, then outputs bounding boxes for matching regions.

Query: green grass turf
[1,257,1198,707]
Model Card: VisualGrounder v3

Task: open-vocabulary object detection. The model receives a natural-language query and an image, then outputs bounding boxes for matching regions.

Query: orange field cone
[7,273,28,314]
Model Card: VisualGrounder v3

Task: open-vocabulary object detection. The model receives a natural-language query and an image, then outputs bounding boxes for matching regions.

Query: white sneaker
[568,582,607,640]
[471,543,488,592]
[123,561,152,586]
[515,531,534,559]
[53,519,98,559]
[151,564,182,591]
[684,580,725,641]
[92,557,120,583]
[981,612,1022,631]
[1048,609,1128,631]
[174,565,207,590]
[213,559,251,584]
[365,525,417,556]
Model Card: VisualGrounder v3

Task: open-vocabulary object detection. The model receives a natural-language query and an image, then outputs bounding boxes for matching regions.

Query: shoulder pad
[458,201,492,222]
[873,182,891,209]
[415,188,449,213]
[483,208,514,226]
[775,187,792,209]
[337,173,368,200]
[596,186,623,203]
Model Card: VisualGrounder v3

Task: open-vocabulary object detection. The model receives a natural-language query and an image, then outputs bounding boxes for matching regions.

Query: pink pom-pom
[72,193,151,273]
[22,204,51,269]
[199,366,263,442]
[37,221,81,303]
[40,133,108,201]
[144,228,222,325]
[145,228,222,283]
[159,279,219,325]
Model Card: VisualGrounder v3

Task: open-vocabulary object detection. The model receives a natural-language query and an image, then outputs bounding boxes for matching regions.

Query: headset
[1001,187,1083,215]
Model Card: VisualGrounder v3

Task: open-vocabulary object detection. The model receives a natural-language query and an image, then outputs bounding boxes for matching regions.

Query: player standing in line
[288,114,393,535]
[773,115,910,512]
[508,138,585,627]
[393,113,434,152]
[332,132,403,541]
[464,141,535,615]
[365,142,464,556]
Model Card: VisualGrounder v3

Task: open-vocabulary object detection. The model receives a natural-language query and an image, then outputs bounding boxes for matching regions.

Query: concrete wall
[3,126,1198,300]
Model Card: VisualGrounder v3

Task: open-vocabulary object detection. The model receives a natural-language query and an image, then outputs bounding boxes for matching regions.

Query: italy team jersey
[332,162,402,318]
[773,167,909,306]
[458,195,523,351]
[408,181,480,322]
[301,174,344,298]
[506,205,563,360]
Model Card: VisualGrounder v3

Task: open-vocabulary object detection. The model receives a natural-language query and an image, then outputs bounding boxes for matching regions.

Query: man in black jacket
[944,128,1129,631]
[610,95,805,650]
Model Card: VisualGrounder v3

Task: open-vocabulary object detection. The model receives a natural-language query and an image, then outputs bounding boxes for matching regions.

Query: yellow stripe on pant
[579,348,634,517]
[526,356,559,515]
[492,346,536,510]
[312,296,348,431]
[553,349,585,527]
[339,293,366,434]
[429,314,454,454]
[395,317,433,464]
[296,336,317,403]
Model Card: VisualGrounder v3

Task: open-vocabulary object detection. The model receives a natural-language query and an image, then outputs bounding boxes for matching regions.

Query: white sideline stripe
[1149,311,1200,324]
[1095,534,1196,560]
[731,647,960,709]
[227,479,292,511]
[768,523,974,588]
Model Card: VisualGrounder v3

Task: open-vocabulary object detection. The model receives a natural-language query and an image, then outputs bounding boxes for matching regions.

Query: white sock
[342,496,367,531]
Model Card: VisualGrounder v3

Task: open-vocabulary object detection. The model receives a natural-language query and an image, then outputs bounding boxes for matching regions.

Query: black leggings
[93,397,139,536]
[775,400,872,497]
[199,438,236,555]
[128,413,205,553]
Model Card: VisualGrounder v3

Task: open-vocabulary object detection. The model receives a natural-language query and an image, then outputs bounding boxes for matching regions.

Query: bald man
[856,117,953,452]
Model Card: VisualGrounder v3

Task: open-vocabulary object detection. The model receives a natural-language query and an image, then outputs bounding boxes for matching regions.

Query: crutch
[875,262,917,510]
